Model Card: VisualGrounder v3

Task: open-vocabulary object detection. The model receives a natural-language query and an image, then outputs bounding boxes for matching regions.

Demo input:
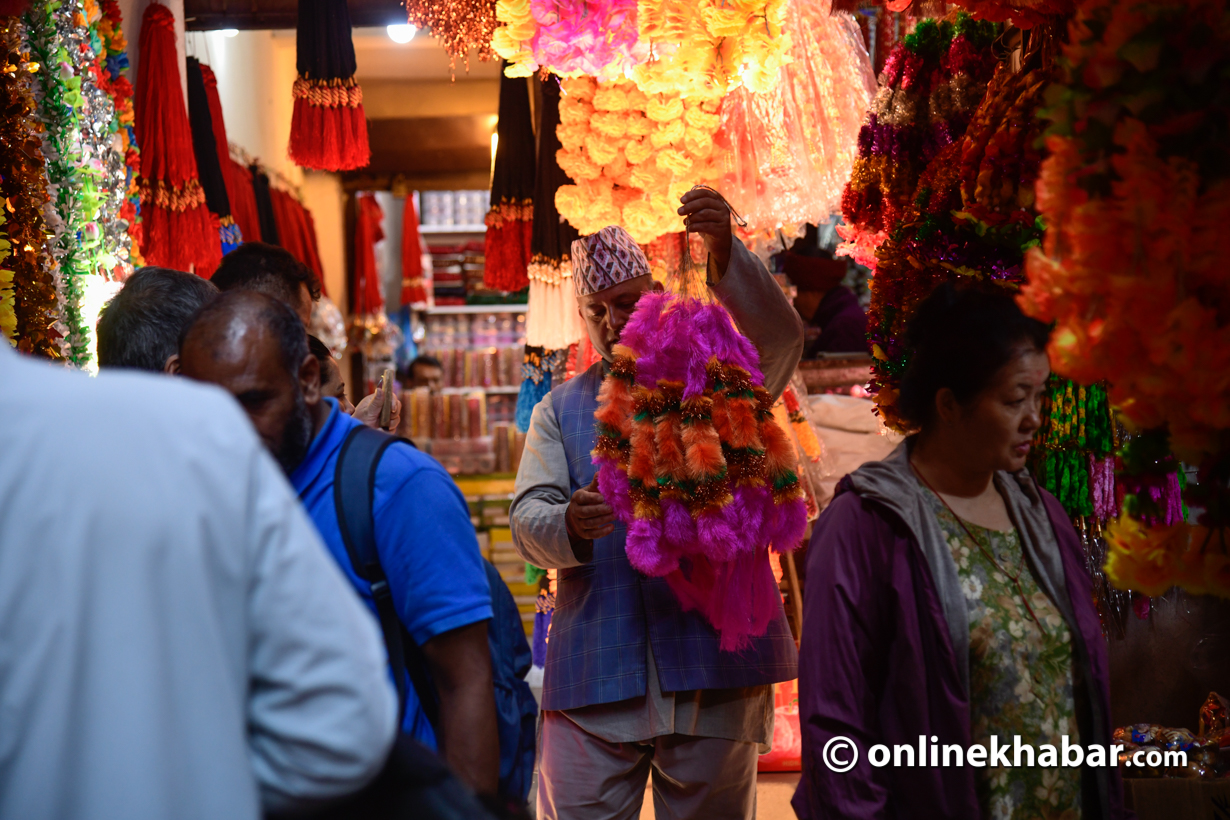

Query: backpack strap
[333,425,441,733]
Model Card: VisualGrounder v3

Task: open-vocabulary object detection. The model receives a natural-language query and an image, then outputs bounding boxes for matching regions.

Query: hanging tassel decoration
[525,75,584,348]
[289,0,369,171]
[401,193,428,305]
[484,67,534,292]
[134,4,218,274]
[185,57,239,270]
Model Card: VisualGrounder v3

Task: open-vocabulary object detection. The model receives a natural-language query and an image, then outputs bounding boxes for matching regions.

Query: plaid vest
[542,361,799,712]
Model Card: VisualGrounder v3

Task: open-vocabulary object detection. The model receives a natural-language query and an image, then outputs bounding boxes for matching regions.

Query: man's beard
[275,391,314,475]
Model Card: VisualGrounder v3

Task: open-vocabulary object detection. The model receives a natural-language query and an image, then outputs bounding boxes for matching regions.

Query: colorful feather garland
[592,292,807,651]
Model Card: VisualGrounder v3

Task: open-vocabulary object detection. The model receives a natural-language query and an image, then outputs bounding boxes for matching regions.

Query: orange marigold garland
[593,292,806,651]
[1018,0,1230,598]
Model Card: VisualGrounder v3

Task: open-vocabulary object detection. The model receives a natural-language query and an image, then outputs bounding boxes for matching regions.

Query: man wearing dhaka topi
[511,189,805,819]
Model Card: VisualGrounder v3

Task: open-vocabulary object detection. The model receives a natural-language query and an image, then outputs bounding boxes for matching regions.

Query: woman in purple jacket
[794,284,1130,820]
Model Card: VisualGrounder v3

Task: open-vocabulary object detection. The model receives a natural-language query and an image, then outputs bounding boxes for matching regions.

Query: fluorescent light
[219,28,238,37]
[386,24,416,44]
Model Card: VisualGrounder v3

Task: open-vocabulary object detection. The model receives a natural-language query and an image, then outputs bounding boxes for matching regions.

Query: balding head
[179,290,323,474]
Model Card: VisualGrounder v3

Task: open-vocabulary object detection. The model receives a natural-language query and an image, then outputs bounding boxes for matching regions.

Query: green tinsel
[1029,375,1114,517]
[23,0,111,368]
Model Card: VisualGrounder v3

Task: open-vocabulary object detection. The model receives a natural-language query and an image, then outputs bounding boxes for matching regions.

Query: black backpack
[333,426,537,810]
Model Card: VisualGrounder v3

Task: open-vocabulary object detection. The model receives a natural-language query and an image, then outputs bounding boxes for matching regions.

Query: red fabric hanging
[134,3,219,275]
[299,205,326,297]
[225,159,261,243]
[353,193,384,316]
[401,195,427,305]
[483,215,532,292]
[270,188,328,298]
[198,61,259,249]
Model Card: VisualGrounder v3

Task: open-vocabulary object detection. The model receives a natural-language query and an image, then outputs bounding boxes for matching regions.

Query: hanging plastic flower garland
[716,0,876,241]
[592,291,807,651]
[1018,0,1230,598]
[492,0,789,97]
[554,76,722,244]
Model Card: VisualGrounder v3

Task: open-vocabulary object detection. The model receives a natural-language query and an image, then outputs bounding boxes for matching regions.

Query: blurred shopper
[211,241,320,325]
[780,235,867,356]
[0,341,397,820]
[216,241,401,424]
[405,354,444,391]
[180,291,500,797]
[510,191,804,820]
[310,334,402,432]
[794,284,1128,819]
[96,266,217,372]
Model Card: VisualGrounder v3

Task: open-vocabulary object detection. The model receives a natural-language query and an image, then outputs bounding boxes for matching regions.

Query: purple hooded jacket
[793,441,1130,820]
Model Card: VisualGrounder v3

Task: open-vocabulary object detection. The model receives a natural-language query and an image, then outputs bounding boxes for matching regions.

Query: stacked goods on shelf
[404,308,528,475]
[404,389,528,476]
[420,189,489,227]
[428,243,472,305]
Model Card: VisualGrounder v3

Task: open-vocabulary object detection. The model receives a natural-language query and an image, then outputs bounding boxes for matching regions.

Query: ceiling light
[386,24,416,44]
[220,28,238,37]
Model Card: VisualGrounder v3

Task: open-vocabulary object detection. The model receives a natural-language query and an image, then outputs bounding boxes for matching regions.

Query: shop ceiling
[184,0,406,30]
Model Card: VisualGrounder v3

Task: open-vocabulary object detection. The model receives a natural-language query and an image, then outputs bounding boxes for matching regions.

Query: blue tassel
[516,373,552,433]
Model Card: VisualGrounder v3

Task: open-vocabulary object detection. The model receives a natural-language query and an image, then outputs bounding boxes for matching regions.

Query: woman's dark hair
[306,334,332,363]
[897,282,1051,428]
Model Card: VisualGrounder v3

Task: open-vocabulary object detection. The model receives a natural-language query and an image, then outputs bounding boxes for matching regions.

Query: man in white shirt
[0,341,398,820]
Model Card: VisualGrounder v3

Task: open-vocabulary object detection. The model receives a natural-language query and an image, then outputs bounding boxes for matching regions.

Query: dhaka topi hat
[572,226,652,297]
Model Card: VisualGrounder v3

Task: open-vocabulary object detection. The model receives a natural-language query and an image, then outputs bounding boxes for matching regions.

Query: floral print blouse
[920,485,1082,820]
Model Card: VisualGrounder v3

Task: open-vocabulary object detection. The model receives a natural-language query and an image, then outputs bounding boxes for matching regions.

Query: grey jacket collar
[846,439,1075,697]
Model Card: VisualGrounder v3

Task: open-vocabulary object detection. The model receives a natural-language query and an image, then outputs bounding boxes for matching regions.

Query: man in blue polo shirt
[179,290,499,797]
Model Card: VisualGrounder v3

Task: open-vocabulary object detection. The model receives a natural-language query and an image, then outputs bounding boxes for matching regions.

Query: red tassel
[289,78,370,172]
[353,193,385,316]
[401,189,425,305]
[135,4,218,274]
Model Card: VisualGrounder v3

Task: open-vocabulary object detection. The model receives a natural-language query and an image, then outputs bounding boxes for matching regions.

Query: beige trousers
[536,710,759,820]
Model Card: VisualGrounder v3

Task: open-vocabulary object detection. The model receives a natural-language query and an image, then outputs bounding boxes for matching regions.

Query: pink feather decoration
[592,293,806,651]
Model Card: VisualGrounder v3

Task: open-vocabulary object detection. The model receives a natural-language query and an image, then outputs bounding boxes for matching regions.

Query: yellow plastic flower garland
[553,76,722,244]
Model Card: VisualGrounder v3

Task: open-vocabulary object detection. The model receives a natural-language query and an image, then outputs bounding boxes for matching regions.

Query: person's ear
[934,387,960,424]
[299,354,321,404]
[163,353,181,375]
